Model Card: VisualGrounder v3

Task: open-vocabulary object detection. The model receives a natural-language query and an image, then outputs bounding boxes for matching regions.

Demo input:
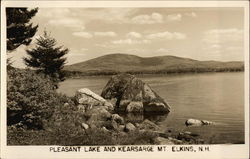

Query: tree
[24,31,68,87]
[6,7,38,51]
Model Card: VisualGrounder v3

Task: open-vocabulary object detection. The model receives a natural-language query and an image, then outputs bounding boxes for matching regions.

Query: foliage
[8,98,158,145]
[6,7,38,51]
[24,31,68,87]
[7,127,158,145]
[7,68,70,129]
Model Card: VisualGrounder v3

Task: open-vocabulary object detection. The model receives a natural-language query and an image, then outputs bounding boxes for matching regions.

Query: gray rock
[75,88,113,111]
[135,123,140,127]
[185,119,214,126]
[86,107,111,128]
[118,125,125,131]
[77,104,86,113]
[101,74,170,113]
[64,103,70,107]
[111,114,124,124]
[102,127,111,133]
[138,119,160,131]
[201,120,214,125]
[81,123,89,130]
[185,119,203,126]
[124,123,136,132]
[126,101,143,113]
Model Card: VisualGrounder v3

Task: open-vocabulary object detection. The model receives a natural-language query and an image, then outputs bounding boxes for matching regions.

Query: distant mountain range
[64,53,244,76]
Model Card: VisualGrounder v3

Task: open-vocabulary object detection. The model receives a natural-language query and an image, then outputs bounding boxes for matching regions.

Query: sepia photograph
[1,1,249,159]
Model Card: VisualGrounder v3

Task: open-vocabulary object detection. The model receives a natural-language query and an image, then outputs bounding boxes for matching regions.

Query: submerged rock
[101,74,170,113]
[185,119,214,126]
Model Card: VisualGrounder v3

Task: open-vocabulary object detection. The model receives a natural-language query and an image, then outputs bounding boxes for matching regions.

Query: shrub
[7,68,71,129]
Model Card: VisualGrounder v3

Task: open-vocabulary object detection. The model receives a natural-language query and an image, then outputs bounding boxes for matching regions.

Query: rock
[183,131,199,137]
[118,131,127,136]
[124,123,136,132]
[86,107,111,128]
[185,119,214,126]
[126,113,144,123]
[185,119,203,126]
[101,74,170,113]
[155,137,174,145]
[64,103,70,107]
[81,123,89,130]
[201,120,214,125]
[118,125,125,131]
[75,88,113,111]
[126,101,143,113]
[111,114,124,124]
[77,104,86,113]
[102,127,111,133]
[135,123,140,127]
[111,120,119,130]
[138,119,160,131]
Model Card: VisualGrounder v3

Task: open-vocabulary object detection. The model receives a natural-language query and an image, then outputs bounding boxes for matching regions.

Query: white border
[1,1,249,159]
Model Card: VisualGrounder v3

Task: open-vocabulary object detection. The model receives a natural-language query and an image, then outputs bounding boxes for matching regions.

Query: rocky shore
[68,74,207,145]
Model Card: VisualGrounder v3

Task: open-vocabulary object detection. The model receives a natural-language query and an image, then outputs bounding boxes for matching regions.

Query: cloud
[146,31,186,40]
[38,8,72,18]
[94,32,117,37]
[202,28,244,59]
[72,31,118,38]
[203,28,244,44]
[126,32,142,38]
[166,14,182,21]
[131,12,164,24]
[48,18,85,30]
[112,39,151,45]
[72,32,93,38]
[39,8,85,31]
[75,8,136,24]
[184,12,197,18]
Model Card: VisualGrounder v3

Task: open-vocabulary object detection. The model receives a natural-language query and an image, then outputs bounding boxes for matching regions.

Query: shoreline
[64,70,244,79]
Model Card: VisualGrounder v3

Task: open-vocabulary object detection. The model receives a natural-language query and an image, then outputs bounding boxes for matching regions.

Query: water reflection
[119,112,170,124]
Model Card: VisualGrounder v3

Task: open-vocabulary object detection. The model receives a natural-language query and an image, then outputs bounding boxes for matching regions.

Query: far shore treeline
[64,66,244,77]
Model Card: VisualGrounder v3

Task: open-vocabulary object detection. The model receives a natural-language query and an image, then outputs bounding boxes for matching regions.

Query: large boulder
[101,74,170,113]
[75,88,113,112]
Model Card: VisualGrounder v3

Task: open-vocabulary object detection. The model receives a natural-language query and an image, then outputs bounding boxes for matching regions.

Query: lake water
[58,72,245,144]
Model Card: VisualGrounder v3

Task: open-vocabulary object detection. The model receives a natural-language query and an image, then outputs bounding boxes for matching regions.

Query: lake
[58,72,245,144]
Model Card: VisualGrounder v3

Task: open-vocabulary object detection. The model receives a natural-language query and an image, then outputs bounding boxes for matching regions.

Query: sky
[8,7,245,68]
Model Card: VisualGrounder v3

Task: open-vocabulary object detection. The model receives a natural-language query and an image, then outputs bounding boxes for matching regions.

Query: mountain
[64,53,244,75]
